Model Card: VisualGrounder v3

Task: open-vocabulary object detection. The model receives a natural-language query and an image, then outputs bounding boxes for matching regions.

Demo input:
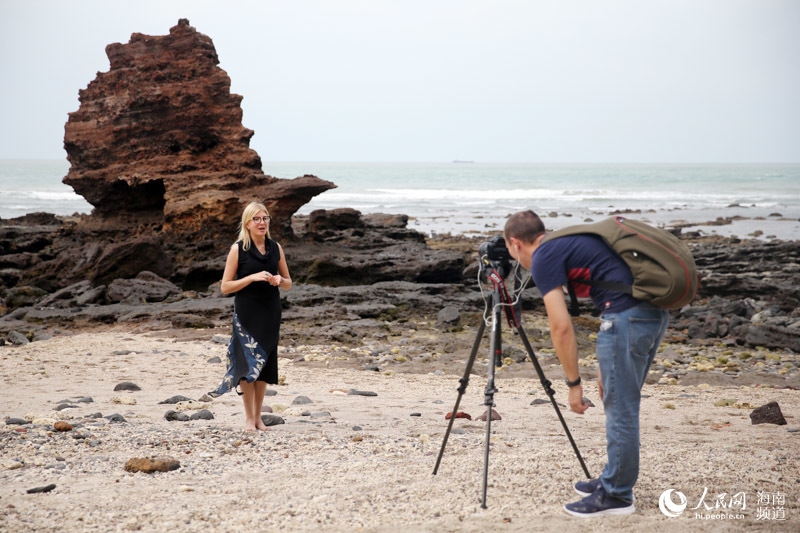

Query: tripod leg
[516,324,592,479]
[480,293,503,508]
[432,317,487,475]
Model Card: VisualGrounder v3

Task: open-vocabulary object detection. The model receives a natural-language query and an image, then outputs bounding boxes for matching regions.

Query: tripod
[432,262,591,509]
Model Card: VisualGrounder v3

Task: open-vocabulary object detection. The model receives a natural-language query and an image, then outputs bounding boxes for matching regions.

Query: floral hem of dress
[208,311,267,398]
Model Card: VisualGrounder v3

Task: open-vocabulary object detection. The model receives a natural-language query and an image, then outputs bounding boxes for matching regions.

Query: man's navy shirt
[530,234,640,314]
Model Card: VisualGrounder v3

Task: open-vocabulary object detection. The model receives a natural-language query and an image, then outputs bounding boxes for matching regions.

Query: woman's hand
[268,274,283,287]
[249,271,272,284]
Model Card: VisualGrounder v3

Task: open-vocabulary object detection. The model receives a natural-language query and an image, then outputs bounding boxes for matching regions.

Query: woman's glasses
[251,216,271,223]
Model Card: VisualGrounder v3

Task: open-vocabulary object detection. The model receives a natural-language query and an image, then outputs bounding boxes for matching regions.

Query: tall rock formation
[63,18,333,239]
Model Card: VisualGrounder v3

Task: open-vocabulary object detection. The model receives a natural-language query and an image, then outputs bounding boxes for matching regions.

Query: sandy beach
[1,327,797,532]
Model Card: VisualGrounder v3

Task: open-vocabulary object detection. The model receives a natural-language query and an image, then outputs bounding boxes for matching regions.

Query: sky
[1,0,799,163]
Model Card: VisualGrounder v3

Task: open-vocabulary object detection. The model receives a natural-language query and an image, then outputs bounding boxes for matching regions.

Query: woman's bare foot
[256,421,270,431]
[244,425,258,432]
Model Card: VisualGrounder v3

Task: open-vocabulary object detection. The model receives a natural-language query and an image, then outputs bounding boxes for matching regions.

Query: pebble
[158,395,192,404]
[347,389,378,397]
[54,421,74,432]
[110,396,137,405]
[310,411,332,418]
[211,335,228,344]
[76,397,94,403]
[54,403,79,411]
[477,409,502,421]
[106,414,127,423]
[410,413,422,417]
[189,409,214,421]
[206,356,222,364]
[5,418,29,426]
[291,395,313,405]
[113,382,141,391]
[164,410,190,422]
[261,414,285,426]
[265,390,278,397]
[124,456,180,473]
[352,426,363,431]
[26,484,56,494]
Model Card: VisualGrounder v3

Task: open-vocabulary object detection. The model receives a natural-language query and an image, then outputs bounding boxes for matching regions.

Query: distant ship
[452,160,474,164]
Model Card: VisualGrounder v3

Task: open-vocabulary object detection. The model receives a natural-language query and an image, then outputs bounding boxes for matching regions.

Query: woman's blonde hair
[238,201,270,251]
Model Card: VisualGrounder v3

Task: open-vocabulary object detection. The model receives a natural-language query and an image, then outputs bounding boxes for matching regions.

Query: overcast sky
[1,0,798,163]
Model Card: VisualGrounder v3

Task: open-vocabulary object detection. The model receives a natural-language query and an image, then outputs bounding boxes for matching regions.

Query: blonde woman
[209,201,292,431]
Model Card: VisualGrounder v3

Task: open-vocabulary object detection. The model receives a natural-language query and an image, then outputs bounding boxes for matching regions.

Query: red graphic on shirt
[567,268,591,298]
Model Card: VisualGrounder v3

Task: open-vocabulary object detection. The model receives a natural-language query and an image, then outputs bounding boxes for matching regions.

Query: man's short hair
[504,210,546,243]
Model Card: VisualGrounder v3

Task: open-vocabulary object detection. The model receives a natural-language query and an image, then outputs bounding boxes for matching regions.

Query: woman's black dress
[209,239,281,397]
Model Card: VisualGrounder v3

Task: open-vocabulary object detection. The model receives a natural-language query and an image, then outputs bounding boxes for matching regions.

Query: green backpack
[541,216,698,312]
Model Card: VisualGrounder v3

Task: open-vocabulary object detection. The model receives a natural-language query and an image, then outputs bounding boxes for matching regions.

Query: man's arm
[542,287,591,414]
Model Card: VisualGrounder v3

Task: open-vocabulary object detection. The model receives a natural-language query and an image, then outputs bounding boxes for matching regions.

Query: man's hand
[568,385,591,414]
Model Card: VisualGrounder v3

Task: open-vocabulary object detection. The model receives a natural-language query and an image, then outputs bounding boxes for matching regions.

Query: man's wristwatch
[565,376,582,388]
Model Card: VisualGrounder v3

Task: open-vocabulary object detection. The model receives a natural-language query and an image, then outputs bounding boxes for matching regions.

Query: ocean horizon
[2,159,799,240]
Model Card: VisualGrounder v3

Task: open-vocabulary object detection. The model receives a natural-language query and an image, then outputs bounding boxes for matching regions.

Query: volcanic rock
[63,19,334,241]
[749,401,787,426]
[124,456,181,473]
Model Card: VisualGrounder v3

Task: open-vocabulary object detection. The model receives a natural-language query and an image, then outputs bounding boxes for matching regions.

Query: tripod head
[478,234,512,281]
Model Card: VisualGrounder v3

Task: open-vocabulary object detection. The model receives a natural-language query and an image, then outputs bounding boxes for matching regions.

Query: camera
[478,234,512,279]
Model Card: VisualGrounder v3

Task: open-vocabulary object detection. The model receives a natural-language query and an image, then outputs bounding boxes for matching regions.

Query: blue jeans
[596,302,669,503]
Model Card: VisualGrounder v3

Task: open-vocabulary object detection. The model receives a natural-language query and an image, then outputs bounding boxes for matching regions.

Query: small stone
[85,412,103,419]
[54,403,78,411]
[310,411,332,418]
[477,409,502,421]
[5,418,29,426]
[110,396,137,405]
[445,412,472,420]
[663,403,676,410]
[265,390,277,396]
[352,426,363,431]
[206,357,222,364]
[437,306,461,327]
[530,399,549,406]
[434,370,444,376]
[363,364,380,372]
[451,428,466,435]
[112,350,133,355]
[301,411,311,416]
[582,397,595,407]
[179,485,195,492]
[106,413,127,423]
[26,484,56,494]
[8,331,30,346]
[189,409,214,421]
[54,421,74,432]
[164,410,190,422]
[410,412,422,417]
[211,335,228,344]
[196,394,214,402]
[113,382,141,392]
[291,395,313,405]
[750,402,787,426]
[158,395,192,405]
[260,414,285,426]
[261,405,273,413]
[124,456,180,473]
[352,435,363,442]
[347,389,378,397]
[76,397,94,404]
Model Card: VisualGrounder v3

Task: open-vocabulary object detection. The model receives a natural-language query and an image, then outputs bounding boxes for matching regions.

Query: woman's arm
[268,244,293,291]
[220,243,271,295]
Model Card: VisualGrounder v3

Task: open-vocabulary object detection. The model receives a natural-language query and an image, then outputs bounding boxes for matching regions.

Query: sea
[2,159,799,240]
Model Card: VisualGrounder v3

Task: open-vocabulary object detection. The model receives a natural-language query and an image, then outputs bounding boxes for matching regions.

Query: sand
[1,329,798,532]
